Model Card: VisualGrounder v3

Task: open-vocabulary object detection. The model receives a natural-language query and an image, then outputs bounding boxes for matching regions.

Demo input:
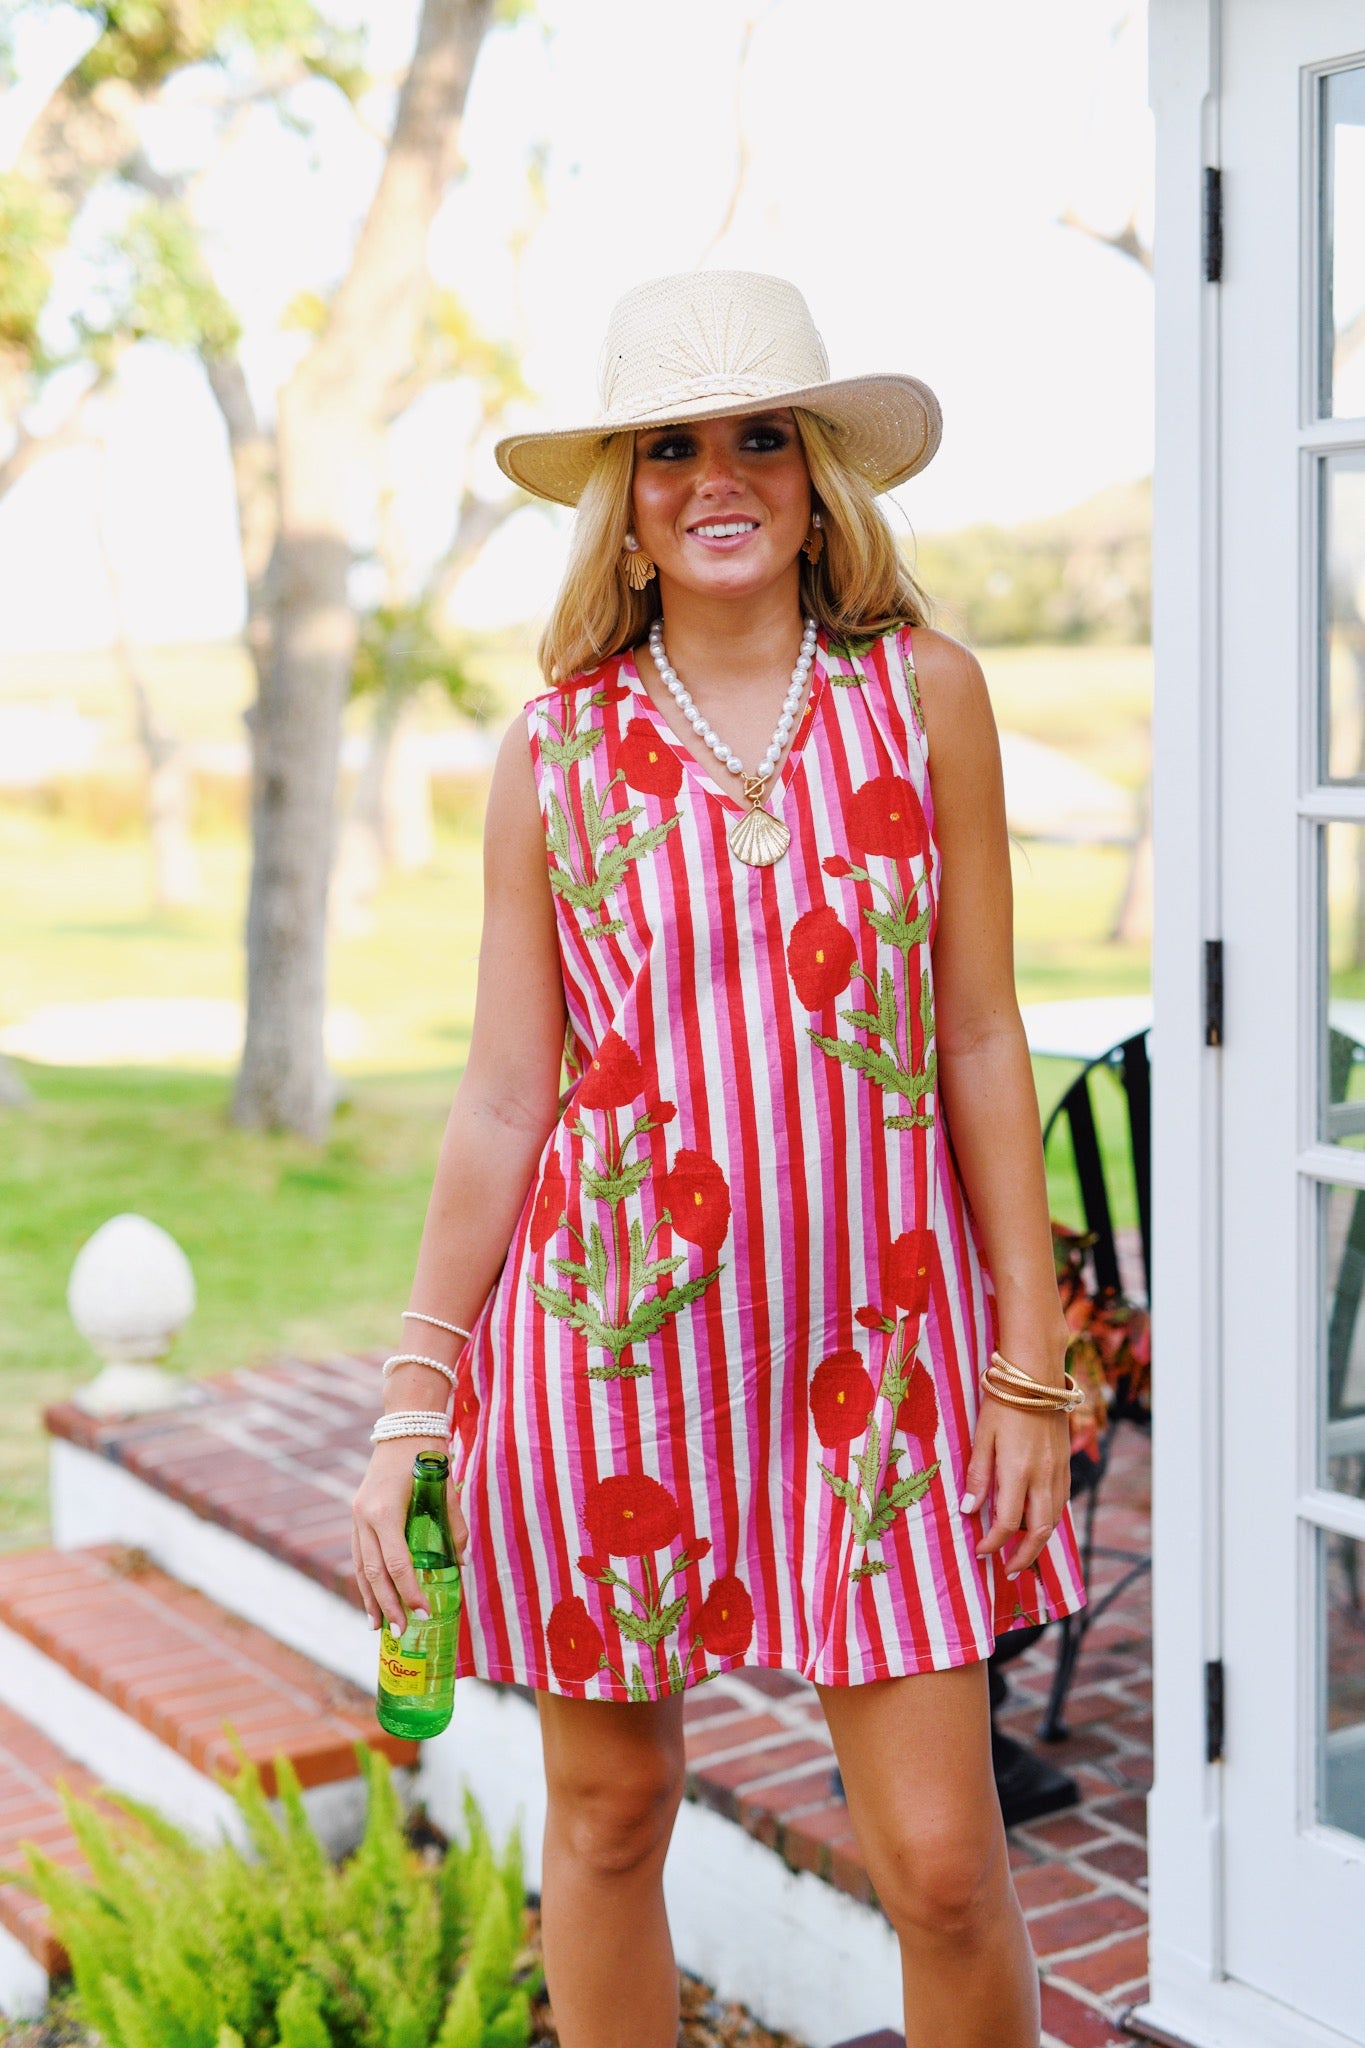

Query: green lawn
[0,1065,453,1548]
[0,637,1149,1548]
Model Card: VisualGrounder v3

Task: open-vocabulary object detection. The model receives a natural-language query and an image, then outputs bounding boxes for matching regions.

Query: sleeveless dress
[449,624,1086,1699]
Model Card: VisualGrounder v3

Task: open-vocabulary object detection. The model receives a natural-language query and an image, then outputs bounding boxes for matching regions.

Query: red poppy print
[883,1229,933,1319]
[583,1474,683,1556]
[576,1029,645,1110]
[787,906,858,1009]
[547,1596,606,1685]
[531,1155,569,1252]
[845,774,925,859]
[658,1149,731,1264]
[616,717,683,799]
[809,1350,878,1447]
[822,854,854,879]
[695,1574,755,1657]
[895,1360,939,1444]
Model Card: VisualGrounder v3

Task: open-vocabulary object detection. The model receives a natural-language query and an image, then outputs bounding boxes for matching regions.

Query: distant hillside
[909,477,1151,648]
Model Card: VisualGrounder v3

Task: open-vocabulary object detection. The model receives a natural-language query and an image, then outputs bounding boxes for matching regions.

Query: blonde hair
[537,409,930,684]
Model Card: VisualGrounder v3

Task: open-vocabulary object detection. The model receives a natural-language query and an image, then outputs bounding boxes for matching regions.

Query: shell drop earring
[622,532,656,592]
[802,510,824,565]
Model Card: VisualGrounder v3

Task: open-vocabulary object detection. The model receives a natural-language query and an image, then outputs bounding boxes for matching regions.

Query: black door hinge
[1203,167,1224,283]
[1204,938,1224,1047]
[1205,1659,1225,1762]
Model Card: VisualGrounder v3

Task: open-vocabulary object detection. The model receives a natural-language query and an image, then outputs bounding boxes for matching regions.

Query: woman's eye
[744,428,788,452]
[644,436,693,461]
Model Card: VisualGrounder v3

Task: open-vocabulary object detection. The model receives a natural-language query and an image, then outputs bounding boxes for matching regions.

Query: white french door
[1220,5,1365,2036]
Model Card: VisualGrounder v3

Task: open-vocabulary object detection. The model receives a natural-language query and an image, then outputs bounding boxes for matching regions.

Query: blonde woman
[351,271,1085,2048]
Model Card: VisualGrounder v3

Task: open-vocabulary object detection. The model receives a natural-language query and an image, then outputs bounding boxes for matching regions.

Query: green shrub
[1,1746,534,2048]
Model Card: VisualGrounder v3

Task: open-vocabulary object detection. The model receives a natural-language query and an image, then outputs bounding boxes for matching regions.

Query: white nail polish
[960,1493,978,1514]
[412,1607,429,1622]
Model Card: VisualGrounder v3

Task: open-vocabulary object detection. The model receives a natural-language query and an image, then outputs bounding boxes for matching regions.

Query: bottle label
[378,1627,428,1697]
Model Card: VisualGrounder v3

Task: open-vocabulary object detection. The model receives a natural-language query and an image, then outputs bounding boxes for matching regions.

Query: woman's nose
[695,449,742,494]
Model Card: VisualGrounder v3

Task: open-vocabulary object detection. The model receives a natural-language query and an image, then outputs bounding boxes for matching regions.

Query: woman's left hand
[960,1399,1072,1578]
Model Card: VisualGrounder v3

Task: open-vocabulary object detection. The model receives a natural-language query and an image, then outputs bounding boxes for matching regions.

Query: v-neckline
[621,627,832,818]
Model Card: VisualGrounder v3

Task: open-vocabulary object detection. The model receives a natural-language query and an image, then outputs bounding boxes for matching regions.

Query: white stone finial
[68,1215,199,1416]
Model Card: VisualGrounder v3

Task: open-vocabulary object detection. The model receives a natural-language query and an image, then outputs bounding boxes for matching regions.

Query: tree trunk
[232,397,357,1135]
[231,0,493,1136]
[332,685,403,938]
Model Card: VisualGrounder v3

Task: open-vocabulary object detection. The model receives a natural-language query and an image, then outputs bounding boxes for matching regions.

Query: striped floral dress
[450,624,1085,1699]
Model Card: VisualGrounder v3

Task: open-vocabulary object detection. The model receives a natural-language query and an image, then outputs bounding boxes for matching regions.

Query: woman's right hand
[351,1439,469,1639]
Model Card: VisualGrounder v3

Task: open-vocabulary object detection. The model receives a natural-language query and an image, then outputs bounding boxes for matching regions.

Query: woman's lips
[686,520,760,550]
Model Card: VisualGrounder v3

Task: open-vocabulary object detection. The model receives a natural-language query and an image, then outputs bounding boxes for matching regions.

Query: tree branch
[296,0,495,424]
[1058,206,1153,275]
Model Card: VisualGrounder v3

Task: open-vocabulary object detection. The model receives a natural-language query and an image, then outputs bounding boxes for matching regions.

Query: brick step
[0,1544,416,1804]
[0,1700,99,2012]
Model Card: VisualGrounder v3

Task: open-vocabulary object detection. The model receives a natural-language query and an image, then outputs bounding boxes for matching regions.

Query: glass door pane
[1321,1529,1365,1839]
[1320,65,1365,418]
[1321,452,1365,782]
[1319,1183,1365,1497]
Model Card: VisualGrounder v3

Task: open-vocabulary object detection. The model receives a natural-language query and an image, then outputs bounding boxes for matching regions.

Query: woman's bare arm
[914,627,1071,1578]
[351,709,567,1635]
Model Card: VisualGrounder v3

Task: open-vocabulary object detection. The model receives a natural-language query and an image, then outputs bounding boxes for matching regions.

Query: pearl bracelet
[370,1411,451,1444]
[382,1352,457,1385]
[402,1310,473,1341]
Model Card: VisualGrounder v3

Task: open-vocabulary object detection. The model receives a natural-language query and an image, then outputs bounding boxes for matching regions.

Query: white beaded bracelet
[402,1311,473,1341]
[382,1352,457,1385]
[370,1411,450,1444]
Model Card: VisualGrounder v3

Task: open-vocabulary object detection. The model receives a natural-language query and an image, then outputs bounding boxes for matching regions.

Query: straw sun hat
[494,270,942,508]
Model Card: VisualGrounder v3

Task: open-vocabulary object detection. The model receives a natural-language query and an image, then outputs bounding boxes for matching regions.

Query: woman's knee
[872,1815,1008,1944]
[545,1735,685,1880]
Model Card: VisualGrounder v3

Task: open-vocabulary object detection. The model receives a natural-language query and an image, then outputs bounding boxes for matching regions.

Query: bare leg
[818,1661,1038,2048]
[537,1692,685,2048]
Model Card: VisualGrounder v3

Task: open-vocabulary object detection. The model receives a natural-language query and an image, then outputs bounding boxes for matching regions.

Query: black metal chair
[1325,1029,1365,1615]
[991,1027,1153,1748]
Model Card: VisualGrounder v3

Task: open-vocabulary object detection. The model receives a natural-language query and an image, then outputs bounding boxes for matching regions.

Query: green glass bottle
[375,1450,461,1739]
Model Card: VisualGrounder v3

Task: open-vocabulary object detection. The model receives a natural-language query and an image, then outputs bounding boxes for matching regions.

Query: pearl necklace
[648,615,818,868]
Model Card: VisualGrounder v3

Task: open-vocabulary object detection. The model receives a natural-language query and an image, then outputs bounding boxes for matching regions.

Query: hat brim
[494,372,942,507]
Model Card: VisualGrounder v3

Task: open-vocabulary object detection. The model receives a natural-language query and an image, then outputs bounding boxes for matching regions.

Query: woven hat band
[603,370,809,427]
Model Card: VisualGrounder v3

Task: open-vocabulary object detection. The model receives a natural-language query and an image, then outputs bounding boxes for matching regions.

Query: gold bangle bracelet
[981,1349,1085,1415]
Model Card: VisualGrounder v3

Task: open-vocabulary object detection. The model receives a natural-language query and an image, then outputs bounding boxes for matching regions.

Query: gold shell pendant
[730,775,791,866]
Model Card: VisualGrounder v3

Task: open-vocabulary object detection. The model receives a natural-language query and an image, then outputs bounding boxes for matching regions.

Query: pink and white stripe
[451,625,1085,1698]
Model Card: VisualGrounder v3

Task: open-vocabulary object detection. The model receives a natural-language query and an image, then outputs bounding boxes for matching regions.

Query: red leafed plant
[1052,1220,1151,1465]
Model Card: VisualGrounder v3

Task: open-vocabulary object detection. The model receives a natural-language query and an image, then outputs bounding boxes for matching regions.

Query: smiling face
[630,409,813,605]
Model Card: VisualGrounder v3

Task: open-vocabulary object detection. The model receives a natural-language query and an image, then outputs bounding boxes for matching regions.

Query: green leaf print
[584,1266,723,1378]
[541,730,603,769]
[540,691,682,937]
[611,1607,658,1644]
[578,1156,653,1205]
